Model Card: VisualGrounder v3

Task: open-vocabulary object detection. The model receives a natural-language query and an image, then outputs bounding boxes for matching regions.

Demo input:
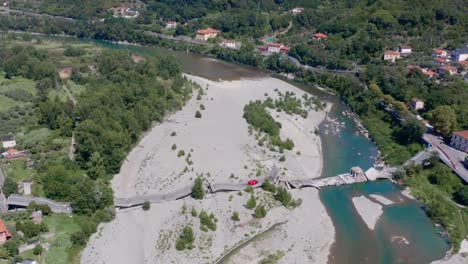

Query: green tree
[254,205,267,218]
[195,110,202,118]
[274,187,293,207]
[429,106,457,137]
[246,194,257,209]
[454,186,468,206]
[192,177,204,199]
[2,177,18,197]
[142,201,150,211]
[231,211,240,221]
[33,244,43,255]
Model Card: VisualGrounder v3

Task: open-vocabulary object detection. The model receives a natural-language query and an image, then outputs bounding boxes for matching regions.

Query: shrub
[232,211,240,221]
[191,207,198,217]
[262,180,276,193]
[192,177,204,199]
[245,186,253,193]
[33,244,43,255]
[142,201,150,211]
[175,226,195,251]
[246,194,257,209]
[170,131,176,136]
[254,205,267,218]
[195,110,202,118]
[199,211,216,231]
[177,150,185,157]
[196,94,202,100]
[279,155,286,162]
[275,187,293,207]
[171,144,177,150]
[200,104,205,110]
[454,186,468,206]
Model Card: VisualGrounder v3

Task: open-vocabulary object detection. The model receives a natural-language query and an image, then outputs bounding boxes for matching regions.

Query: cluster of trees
[175,226,195,251]
[404,162,467,251]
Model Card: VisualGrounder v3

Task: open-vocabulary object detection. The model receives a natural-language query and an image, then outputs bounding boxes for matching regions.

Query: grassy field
[1,159,35,183]
[0,76,36,95]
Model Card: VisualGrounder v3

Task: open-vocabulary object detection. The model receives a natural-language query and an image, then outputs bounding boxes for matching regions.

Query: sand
[82,75,334,264]
[352,196,383,230]
[369,194,395,205]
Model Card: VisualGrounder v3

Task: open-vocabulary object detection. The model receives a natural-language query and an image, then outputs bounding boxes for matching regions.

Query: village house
[450,130,468,153]
[291,7,304,14]
[437,65,457,76]
[109,5,139,18]
[195,28,220,41]
[432,48,448,58]
[264,42,290,53]
[1,137,16,148]
[222,40,241,49]
[410,98,424,111]
[165,21,177,29]
[383,51,400,62]
[457,60,468,70]
[20,179,33,195]
[399,45,412,55]
[451,48,468,62]
[434,57,448,66]
[422,70,437,78]
[58,67,72,80]
[1,148,25,159]
[312,33,328,40]
[30,210,43,224]
[0,218,11,245]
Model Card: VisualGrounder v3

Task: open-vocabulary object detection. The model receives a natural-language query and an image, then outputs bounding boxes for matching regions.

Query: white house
[1,137,16,148]
[450,131,468,153]
[266,42,283,53]
[410,98,424,111]
[166,21,177,29]
[291,7,304,14]
[195,28,220,41]
[399,45,412,55]
[383,51,400,62]
[451,48,468,62]
[222,40,240,49]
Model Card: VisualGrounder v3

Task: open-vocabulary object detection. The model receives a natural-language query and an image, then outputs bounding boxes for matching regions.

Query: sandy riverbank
[82,75,334,263]
[352,196,383,230]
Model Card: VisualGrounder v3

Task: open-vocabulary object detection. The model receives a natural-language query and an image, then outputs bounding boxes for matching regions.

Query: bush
[262,180,277,193]
[454,186,468,206]
[170,131,176,136]
[231,211,240,221]
[3,177,18,197]
[274,187,293,207]
[244,186,253,193]
[171,144,177,150]
[33,244,43,255]
[175,226,195,251]
[245,194,257,209]
[142,201,150,211]
[199,211,216,231]
[279,155,286,162]
[191,207,198,217]
[192,177,204,200]
[254,205,267,218]
[200,104,205,110]
[195,110,202,118]
[177,150,185,157]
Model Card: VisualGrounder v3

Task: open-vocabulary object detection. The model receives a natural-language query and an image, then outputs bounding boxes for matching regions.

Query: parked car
[248,180,258,186]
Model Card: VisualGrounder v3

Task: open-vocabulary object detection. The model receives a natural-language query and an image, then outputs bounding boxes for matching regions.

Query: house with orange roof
[312,33,328,40]
[437,65,457,76]
[1,148,25,159]
[450,131,468,153]
[422,70,437,78]
[0,218,12,245]
[195,28,220,41]
[264,42,290,53]
[383,51,400,62]
[434,57,448,66]
[432,48,448,58]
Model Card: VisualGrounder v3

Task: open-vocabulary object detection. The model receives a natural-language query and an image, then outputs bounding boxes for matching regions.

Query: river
[46,36,451,263]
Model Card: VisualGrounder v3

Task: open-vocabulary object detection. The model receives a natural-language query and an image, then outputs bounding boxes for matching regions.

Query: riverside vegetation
[0,35,194,262]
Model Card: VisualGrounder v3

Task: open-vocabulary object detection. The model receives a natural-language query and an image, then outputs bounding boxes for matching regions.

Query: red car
[248,180,259,186]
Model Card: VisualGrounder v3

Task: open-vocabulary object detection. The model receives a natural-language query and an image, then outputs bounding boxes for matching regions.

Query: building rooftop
[453,47,468,54]
[453,131,468,140]
[438,65,457,71]
[312,33,328,39]
[196,28,220,35]
[266,42,283,47]
[384,51,400,55]
[0,219,11,237]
